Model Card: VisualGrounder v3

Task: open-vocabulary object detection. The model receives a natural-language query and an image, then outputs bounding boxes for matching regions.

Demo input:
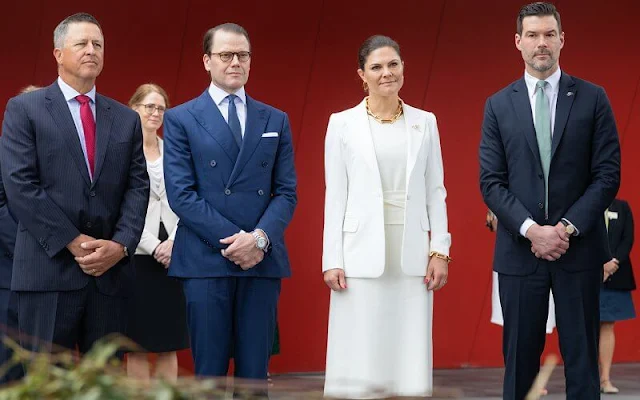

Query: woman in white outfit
[126,84,189,382]
[323,35,452,399]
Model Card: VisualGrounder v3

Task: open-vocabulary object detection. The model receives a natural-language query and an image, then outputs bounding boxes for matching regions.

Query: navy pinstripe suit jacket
[0,81,149,295]
[0,156,18,290]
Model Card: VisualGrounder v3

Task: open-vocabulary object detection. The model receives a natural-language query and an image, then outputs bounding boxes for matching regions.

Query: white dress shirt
[57,76,96,178]
[207,83,247,137]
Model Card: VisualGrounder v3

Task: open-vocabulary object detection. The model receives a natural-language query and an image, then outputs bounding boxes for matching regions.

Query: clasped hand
[527,223,570,261]
[219,232,264,270]
[67,234,125,277]
[603,258,619,282]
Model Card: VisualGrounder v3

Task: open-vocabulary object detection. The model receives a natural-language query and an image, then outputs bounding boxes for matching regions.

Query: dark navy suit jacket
[163,90,297,278]
[0,158,17,290]
[605,199,635,290]
[0,81,149,295]
[480,73,620,275]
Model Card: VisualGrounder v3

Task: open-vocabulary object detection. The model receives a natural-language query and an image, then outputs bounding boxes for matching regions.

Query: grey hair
[53,12,101,48]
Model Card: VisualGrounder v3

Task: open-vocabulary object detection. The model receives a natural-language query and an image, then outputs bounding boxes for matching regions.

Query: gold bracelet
[429,251,452,263]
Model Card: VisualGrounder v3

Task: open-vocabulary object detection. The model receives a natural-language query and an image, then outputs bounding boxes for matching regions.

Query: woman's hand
[324,268,347,291]
[603,258,619,282]
[154,240,174,268]
[425,257,448,291]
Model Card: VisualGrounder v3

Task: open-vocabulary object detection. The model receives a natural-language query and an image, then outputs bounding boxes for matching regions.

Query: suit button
[538,203,544,209]
[406,195,411,200]
[210,160,217,167]
[261,161,268,168]
[538,174,543,179]
[258,189,264,196]
[89,191,96,197]
[224,189,231,195]
[86,222,93,228]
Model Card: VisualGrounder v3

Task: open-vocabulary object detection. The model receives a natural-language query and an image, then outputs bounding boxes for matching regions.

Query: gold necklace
[365,97,404,124]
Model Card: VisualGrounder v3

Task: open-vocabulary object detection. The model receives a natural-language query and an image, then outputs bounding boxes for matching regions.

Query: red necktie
[75,95,95,177]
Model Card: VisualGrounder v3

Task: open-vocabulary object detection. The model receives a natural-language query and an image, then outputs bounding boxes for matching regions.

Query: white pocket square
[262,132,279,138]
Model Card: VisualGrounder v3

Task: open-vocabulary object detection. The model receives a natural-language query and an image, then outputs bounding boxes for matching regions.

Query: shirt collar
[524,67,562,98]
[57,76,96,103]
[208,82,246,106]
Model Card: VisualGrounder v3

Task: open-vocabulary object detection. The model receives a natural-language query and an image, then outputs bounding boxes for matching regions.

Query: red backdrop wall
[1,0,639,373]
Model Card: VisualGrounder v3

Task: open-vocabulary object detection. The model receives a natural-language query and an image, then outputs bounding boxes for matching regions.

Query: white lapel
[402,103,425,190]
[350,100,383,183]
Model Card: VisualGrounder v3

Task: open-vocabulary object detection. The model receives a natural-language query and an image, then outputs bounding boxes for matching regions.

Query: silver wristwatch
[252,231,268,252]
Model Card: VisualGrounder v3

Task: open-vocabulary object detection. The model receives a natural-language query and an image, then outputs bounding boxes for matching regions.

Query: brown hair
[517,2,562,35]
[128,83,170,108]
[358,35,401,70]
[203,23,251,55]
[20,85,41,94]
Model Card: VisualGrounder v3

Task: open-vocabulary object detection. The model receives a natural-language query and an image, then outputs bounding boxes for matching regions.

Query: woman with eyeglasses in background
[126,84,189,382]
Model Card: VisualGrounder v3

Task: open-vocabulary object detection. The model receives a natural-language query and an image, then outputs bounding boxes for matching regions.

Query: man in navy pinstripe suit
[0,13,149,355]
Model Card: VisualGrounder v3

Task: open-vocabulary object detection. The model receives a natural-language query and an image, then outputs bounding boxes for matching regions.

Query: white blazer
[322,100,451,277]
[135,138,179,255]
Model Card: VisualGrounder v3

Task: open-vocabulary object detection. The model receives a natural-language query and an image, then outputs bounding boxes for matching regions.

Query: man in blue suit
[479,3,620,399]
[0,13,149,355]
[163,23,297,384]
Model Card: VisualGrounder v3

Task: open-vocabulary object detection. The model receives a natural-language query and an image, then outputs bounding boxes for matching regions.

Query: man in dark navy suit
[0,13,149,355]
[479,3,620,399]
[163,23,297,387]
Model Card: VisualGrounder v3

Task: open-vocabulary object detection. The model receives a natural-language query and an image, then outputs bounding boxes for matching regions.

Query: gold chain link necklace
[365,97,404,124]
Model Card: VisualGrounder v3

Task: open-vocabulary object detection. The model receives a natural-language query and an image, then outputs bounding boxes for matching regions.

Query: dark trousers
[0,288,23,383]
[499,263,601,400]
[17,279,126,356]
[182,276,280,384]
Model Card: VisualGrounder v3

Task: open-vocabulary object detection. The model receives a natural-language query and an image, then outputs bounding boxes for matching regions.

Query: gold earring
[362,81,369,92]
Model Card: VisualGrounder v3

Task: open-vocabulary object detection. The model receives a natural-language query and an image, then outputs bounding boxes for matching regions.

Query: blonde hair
[20,85,41,94]
[128,83,170,108]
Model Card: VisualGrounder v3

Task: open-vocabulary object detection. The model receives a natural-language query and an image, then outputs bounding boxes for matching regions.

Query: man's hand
[324,268,347,291]
[67,234,97,258]
[526,223,570,261]
[154,240,174,268]
[75,240,126,277]
[219,232,264,270]
[425,257,448,291]
[603,258,619,282]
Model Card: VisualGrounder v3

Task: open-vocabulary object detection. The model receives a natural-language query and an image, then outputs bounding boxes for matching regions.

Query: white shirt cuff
[520,218,536,237]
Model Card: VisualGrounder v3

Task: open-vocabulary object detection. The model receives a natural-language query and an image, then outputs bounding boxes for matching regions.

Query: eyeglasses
[209,51,251,63]
[138,103,166,115]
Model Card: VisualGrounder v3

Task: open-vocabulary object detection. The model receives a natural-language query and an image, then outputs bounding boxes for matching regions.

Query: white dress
[491,272,557,333]
[324,116,433,399]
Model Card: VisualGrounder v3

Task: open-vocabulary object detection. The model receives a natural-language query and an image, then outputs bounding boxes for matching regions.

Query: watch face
[565,225,575,235]
[257,237,267,249]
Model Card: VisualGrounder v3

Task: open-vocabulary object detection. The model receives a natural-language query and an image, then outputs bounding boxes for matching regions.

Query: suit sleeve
[255,113,297,244]
[322,114,347,272]
[613,201,634,265]
[563,88,621,235]
[111,116,150,253]
[163,110,242,248]
[0,98,80,257]
[479,97,532,236]
[0,162,18,255]
[424,113,451,255]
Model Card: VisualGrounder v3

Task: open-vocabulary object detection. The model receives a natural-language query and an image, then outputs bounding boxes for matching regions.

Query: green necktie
[535,80,552,216]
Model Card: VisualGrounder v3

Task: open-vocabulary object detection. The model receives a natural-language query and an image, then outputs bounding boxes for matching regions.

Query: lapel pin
[566,92,573,97]
[412,124,421,131]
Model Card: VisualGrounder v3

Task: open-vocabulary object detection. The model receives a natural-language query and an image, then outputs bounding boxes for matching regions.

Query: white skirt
[491,271,556,334]
[324,222,433,399]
